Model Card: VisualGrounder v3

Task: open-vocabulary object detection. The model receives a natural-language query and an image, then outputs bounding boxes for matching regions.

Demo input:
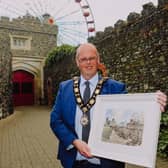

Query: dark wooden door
[12,70,34,106]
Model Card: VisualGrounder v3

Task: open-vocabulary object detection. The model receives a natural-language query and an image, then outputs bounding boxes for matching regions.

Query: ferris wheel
[0,0,96,46]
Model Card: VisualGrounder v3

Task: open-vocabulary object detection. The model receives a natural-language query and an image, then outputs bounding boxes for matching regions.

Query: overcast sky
[0,0,158,44]
[0,0,158,32]
[87,0,158,31]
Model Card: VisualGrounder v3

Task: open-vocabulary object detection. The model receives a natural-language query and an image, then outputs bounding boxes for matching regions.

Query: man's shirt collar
[80,73,98,88]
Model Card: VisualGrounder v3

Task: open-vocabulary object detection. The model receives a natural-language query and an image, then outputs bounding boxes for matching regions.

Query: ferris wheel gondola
[0,0,96,46]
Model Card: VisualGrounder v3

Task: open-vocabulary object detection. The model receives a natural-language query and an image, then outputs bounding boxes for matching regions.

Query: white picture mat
[88,93,161,168]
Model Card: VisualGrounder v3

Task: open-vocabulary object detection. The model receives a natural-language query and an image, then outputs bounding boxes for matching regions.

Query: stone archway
[12,61,44,105]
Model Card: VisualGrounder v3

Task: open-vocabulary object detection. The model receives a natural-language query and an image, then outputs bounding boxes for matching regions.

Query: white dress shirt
[75,73,100,164]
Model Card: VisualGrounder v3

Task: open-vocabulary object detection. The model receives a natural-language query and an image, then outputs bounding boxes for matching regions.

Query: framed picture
[88,93,161,168]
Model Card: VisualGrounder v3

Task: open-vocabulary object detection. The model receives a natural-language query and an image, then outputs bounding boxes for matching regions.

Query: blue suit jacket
[50,78,127,168]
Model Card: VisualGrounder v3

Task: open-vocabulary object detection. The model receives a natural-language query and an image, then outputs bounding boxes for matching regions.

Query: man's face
[76,46,100,80]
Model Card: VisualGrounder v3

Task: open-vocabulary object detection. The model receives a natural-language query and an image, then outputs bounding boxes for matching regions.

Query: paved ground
[0,106,167,168]
[0,106,62,168]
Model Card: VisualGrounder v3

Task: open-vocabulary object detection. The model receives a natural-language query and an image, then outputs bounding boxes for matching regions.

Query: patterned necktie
[82,81,91,143]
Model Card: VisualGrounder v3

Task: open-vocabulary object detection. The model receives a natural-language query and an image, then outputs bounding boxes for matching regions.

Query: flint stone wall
[89,1,168,94]
[0,33,13,119]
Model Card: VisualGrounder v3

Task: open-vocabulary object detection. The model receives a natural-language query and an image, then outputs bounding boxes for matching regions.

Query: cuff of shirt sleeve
[66,144,74,150]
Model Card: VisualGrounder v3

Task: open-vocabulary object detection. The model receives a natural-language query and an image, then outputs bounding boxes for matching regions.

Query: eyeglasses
[78,56,97,64]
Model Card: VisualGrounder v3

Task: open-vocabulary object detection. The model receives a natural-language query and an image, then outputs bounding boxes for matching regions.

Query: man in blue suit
[50,43,167,168]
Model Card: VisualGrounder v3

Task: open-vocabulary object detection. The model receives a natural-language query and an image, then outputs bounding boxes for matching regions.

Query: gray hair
[75,43,99,59]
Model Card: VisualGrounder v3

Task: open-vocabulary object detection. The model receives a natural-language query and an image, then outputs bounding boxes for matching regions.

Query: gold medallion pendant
[80,114,89,126]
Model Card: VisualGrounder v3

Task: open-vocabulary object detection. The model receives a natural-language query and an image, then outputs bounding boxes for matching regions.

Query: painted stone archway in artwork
[12,70,34,106]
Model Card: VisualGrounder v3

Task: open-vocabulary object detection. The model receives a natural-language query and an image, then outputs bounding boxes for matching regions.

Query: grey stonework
[0,14,57,59]
[0,14,57,119]
[0,32,13,119]
[89,2,168,94]
[158,0,168,8]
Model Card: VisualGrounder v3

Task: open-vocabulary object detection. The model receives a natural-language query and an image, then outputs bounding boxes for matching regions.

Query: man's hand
[72,139,93,158]
[156,91,167,112]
